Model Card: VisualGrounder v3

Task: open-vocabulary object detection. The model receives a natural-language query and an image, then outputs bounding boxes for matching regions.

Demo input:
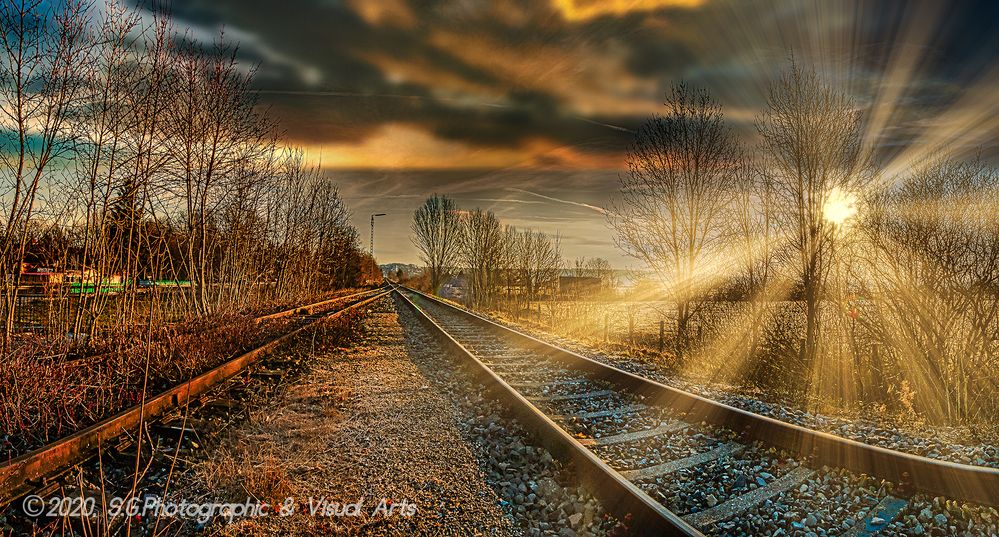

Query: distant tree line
[411,195,566,309]
[0,1,375,346]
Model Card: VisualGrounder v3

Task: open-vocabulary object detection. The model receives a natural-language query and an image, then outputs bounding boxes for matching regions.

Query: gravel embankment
[188,296,513,535]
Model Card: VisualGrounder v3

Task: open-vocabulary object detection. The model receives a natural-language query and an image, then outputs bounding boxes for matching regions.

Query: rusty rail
[0,288,390,505]
[396,284,999,509]
[254,287,383,322]
[31,287,383,368]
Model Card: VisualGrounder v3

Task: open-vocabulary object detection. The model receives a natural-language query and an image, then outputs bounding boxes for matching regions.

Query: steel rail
[396,284,999,509]
[0,288,391,505]
[254,287,383,322]
[393,285,704,536]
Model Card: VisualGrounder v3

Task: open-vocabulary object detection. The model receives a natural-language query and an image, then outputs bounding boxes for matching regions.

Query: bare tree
[577,257,614,291]
[62,2,150,335]
[0,0,91,347]
[459,208,504,308]
[515,228,562,301]
[611,83,739,358]
[755,59,874,367]
[729,156,778,358]
[163,33,275,315]
[411,194,461,292]
[496,223,519,301]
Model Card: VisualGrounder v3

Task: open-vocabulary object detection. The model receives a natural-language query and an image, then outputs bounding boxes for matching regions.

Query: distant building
[439,275,467,301]
[19,262,63,296]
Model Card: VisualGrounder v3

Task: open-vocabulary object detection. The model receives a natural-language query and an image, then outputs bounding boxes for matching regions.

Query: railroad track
[27,287,377,368]
[394,284,999,536]
[0,286,391,517]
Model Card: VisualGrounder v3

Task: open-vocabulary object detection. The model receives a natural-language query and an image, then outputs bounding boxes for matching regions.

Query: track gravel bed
[403,289,999,536]
[493,316,999,470]
[395,296,620,537]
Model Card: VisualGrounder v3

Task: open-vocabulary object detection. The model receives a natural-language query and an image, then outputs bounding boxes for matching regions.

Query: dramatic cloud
[131,0,999,262]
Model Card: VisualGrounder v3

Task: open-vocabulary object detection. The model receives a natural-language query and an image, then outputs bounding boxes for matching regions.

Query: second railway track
[394,284,999,536]
[0,287,391,515]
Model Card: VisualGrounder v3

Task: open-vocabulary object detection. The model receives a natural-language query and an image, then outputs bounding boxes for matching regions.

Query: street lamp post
[370,213,386,257]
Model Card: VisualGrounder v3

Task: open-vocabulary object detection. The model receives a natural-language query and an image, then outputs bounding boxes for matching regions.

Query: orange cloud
[428,30,661,117]
[300,123,624,170]
[347,0,417,28]
[551,0,705,22]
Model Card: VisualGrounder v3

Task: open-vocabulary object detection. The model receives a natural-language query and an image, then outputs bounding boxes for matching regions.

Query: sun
[823,187,858,227]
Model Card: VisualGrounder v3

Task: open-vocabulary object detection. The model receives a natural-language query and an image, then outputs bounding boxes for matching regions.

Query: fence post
[658,320,664,352]
[628,311,634,346]
[603,314,608,343]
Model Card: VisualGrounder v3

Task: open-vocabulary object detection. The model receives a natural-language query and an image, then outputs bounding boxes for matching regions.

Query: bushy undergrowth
[492,298,999,427]
[0,293,367,459]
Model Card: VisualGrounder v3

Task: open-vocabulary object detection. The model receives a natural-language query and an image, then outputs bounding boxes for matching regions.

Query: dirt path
[191,296,513,535]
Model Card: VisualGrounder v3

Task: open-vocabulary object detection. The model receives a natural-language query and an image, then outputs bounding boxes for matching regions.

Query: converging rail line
[0,286,391,507]
[393,283,999,536]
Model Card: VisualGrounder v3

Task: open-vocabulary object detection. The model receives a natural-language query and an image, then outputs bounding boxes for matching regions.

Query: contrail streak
[574,116,635,133]
[507,187,611,215]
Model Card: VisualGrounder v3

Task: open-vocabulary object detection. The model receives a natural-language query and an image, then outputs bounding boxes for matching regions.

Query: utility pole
[370,213,386,256]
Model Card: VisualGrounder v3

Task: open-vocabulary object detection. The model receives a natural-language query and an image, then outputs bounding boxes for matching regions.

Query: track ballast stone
[395,295,621,537]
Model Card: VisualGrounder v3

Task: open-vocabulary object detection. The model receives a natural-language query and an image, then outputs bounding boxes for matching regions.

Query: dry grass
[0,295,368,459]
[488,297,999,427]
[197,442,300,507]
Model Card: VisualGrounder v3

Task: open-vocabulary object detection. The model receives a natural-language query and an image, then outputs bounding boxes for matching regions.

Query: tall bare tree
[411,194,461,292]
[459,208,504,308]
[164,34,275,315]
[729,156,778,357]
[755,59,874,366]
[611,83,739,358]
[0,0,91,347]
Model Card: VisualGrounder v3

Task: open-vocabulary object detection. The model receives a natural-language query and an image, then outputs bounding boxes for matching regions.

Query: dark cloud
[132,0,998,165]
[126,0,997,261]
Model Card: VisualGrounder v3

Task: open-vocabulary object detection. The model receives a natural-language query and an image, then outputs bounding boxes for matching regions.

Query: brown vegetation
[0,1,378,453]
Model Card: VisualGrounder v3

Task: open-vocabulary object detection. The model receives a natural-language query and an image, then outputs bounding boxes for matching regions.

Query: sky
[142,0,999,265]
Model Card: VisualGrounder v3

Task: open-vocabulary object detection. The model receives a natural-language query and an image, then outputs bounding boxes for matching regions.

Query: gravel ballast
[476,310,999,470]
[394,296,621,537]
